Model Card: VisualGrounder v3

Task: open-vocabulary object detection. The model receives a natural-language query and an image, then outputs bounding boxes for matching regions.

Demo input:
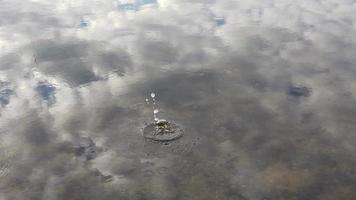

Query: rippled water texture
[0,0,356,199]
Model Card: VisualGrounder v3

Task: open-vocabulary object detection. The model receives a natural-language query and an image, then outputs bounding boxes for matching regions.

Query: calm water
[1,0,356,199]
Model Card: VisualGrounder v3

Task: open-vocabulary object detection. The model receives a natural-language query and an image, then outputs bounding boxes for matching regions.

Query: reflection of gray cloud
[138,41,178,64]
[94,50,132,76]
[287,83,311,97]
[31,39,99,86]
[27,39,132,86]
[0,54,19,71]
[32,39,90,62]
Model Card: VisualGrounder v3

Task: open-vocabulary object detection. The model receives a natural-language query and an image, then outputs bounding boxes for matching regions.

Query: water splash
[143,92,183,143]
[150,92,159,122]
[143,120,183,143]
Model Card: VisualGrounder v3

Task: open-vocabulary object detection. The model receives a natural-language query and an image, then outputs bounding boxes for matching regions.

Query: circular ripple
[0,141,16,178]
[142,121,183,142]
[0,161,10,177]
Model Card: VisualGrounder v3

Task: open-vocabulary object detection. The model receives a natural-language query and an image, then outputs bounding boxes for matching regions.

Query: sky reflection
[0,0,356,199]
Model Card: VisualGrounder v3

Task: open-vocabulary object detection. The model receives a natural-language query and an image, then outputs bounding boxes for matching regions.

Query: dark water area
[1,0,356,199]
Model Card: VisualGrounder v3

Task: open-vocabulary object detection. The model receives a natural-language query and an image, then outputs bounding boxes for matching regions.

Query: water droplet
[144,92,183,143]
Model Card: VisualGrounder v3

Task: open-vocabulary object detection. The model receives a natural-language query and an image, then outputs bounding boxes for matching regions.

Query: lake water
[0,0,356,199]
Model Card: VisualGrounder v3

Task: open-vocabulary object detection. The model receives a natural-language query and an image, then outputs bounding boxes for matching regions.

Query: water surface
[0,0,356,199]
